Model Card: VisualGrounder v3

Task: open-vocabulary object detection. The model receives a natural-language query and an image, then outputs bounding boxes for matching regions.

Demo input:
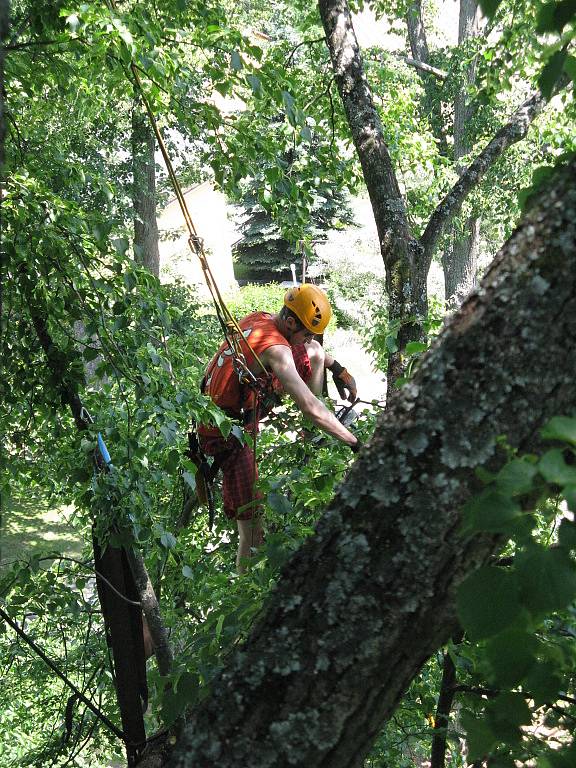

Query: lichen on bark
[169,163,576,768]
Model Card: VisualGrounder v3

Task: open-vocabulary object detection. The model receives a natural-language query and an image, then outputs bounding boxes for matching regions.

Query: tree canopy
[1,1,576,767]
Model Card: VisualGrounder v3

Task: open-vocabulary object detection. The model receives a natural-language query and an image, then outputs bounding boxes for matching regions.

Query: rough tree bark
[443,0,481,308]
[318,0,424,389]
[169,161,576,768]
[132,96,160,278]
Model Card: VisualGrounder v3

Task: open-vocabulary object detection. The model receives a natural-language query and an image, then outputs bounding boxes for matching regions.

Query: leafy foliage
[455,417,576,766]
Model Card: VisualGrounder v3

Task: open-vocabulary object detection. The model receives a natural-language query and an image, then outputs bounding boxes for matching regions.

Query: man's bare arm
[263,345,358,446]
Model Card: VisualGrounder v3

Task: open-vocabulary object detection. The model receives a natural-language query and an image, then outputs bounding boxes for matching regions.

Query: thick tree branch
[420,88,547,272]
[127,548,174,677]
[318,0,423,387]
[369,52,447,80]
[172,162,576,768]
[405,0,430,67]
[430,633,464,768]
[402,54,447,79]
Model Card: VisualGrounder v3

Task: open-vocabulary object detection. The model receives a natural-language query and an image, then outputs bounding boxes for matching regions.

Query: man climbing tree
[198,284,359,569]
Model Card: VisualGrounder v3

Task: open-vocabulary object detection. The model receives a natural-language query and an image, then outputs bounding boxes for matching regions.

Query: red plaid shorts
[199,344,311,520]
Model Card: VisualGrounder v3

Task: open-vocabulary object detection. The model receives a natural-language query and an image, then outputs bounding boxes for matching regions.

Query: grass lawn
[0,492,83,571]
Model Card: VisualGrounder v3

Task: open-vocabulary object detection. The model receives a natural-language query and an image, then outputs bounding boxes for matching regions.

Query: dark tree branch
[21,278,173,680]
[4,37,63,50]
[431,632,464,768]
[285,36,325,67]
[126,548,174,678]
[420,88,548,272]
[172,161,576,768]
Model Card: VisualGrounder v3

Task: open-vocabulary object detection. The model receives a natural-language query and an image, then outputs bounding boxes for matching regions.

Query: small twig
[5,38,65,51]
[36,555,142,607]
[285,36,325,67]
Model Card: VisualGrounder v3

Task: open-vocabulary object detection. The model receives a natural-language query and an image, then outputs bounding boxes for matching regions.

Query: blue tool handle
[97,433,112,466]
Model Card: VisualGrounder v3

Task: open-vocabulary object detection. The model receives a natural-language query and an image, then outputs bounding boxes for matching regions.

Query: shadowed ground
[0,493,83,570]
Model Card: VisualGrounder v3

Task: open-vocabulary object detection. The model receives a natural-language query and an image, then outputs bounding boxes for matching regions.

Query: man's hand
[328,360,357,402]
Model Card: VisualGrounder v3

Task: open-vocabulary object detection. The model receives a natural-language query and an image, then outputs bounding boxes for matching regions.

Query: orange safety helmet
[284,284,332,334]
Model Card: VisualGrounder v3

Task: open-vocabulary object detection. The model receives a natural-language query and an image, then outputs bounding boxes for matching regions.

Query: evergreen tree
[233,153,354,282]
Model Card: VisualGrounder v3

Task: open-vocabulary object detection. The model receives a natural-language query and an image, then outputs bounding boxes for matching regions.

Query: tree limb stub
[172,162,576,767]
[401,54,447,80]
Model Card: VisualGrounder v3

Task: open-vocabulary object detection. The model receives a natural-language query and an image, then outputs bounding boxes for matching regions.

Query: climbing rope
[106,0,269,388]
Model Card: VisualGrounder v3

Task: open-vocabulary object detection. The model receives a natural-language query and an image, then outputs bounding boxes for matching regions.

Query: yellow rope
[106,0,269,378]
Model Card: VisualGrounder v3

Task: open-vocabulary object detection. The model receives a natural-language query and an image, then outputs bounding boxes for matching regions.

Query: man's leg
[220,442,263,571]
[236,517,264,572]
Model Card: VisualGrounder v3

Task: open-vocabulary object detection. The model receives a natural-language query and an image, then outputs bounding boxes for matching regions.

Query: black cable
[0,605,126,742]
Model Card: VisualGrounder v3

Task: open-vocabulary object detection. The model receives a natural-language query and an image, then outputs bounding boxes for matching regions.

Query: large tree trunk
[318,0,425,391]
[170,161,576,768]
[443,215,480,308]
[132,96,160,278]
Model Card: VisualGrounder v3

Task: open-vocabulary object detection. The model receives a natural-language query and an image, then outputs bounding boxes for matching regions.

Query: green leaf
[517,546,576,614]
[267,491,292,516]
[558,518,576,549]
[282,90,297,126]
[175,670,198,701]
[525,661,563,706]
[537,3,558,33]
[562,484,576,510]
[385,335,398,353]
[160,531,177,550]
[462,489,521,534]
[539,448,576,485]
[478,0,503,18]
[485,629,538,686]
[541,416,576,445]
[182,565,194,579]
[554,0,576,32]
[231,50,243,71]
[457,566,522,640]
[182,471,196,492]
[405,341,428,355]
[565,54,576,82]
[495,458,537,496]
[486,693,531,745]
[71,467,91,484]
[83,346,100,362]
[461,711,497,761]
[538,49,568,100]
[165,449,181,474]
[112,237,129,255]
[246,74,262,95]
[215,613,225,640]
